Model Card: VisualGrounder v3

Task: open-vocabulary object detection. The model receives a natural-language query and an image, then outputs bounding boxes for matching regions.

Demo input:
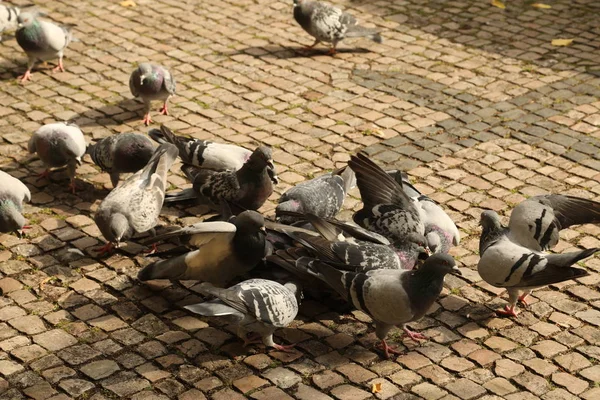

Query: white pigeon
[28,122,86,193]
[478,195,600,317]
[185,279,301,351]
[15,11,74,83]
[0,2,21,40]
[0,170,31,237]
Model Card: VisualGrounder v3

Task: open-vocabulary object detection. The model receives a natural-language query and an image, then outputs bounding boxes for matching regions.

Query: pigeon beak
[451,266,462,276]
[139,75,146,85]
[267,160,275,170]
[260,226,267,234]
[425,246,432,256]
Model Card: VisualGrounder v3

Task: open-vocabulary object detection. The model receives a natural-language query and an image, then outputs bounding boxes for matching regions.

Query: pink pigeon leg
[518,293,529,307]
[68,178,78,194]
[142,243,159,255]
[95,242,115,257]
[52,58,65,73]
[403,327,427,342]
[142,113,153,126]
[272,343,296,353]
[36,169,52,181]
[376,340,404,359]
[19,69,33,83]
[159,101,169,115]
[496,304,519,318]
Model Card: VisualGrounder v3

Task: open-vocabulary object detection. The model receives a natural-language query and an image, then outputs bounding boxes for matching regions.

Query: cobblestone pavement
[1,0,600,399]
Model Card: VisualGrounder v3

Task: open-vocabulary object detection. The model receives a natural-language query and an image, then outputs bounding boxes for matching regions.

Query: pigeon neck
[479,222,505,255]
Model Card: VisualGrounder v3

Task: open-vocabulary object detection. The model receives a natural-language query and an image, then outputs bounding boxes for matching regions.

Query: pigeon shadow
[72,98,144,128]
[224,45,373,59]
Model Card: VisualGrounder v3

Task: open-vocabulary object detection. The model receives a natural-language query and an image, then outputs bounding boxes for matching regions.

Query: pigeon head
[106,213,130,244]
[480,210,503,231]
[234,210,266,234]
[425,232,442,254]
[246,146,274,172]
[17,12,36,28]
[284,281,303,303]
[0,203,27,237]
[419,253,461,277]
[405,232,431,256]
[138,63,154,85]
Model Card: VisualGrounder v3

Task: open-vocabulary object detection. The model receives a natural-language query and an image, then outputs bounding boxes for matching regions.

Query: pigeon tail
[137,255,188,281]
[164,188,198,203]
[345,25,382,43]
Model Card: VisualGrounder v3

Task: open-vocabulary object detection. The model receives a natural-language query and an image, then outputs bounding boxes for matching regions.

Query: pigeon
[276,166,355,224]
[292,0,382,55]
[185,279,301,351]
[148,125,278,184]
[15,11,74,83]
[478,195,600,317]
[348,153,425,252]
[273,251,460,358]
[137,210,267,285]
[87,133,155,187]
[387,170,460,254]
[165,146,274,212]
[270,213,428,271]
[0,2,22,40]
[129,63,176,126]
[0,170,31,237]
[93,143,178,256]
[28,122,86,193]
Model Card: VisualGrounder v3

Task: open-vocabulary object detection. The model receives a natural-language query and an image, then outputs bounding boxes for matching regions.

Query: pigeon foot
[272,343,296,353]
[518,293,529,307]
[159,103,169,115]
[95,242,115,257]
[496,305,519,318]
[403,327,427,342]
[142,113,153,126]
[19,70,33,83]
[377,340,404,359]
[36,169,52,181]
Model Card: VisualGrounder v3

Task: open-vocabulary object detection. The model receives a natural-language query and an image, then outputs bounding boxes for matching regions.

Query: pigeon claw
[18,70,33,83]
[328,47,337,55]
[142,113,153,126]
[52,60,65,73]
[377,340,404,359]
[496,305,519,318]
[142,243,159,255]
[272,343,296,353]
[403,327,427,342]
[517,293,529,307]
[68,179,78,194]
[159,103,169,116]
[36,169,52,181]
[95,242,115,257]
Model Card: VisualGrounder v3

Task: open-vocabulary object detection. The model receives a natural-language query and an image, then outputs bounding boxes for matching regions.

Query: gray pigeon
[185,279,301,351]
[348,153,426,254]
[273,251,460,358]
[149,125,278,184]
[276,166,355,224]
[478,196,600,317]
[15,11,74,83]
[87,133,155,187]
[129,63,176,126]
[28,122,86,193]
[137,210,267,285]
[93,143,178,256]
[165,146,274,212]
[0,170,31,237]
[292,0,382,55]
[387,170,460,254]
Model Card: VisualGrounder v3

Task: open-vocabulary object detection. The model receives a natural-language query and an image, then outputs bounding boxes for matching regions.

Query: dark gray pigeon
[137,210,267,285]
[165,146,274,212]
[185,279,301,351]
[293,0,382,55]
[273,251,460,358]
[129,63,176,126]
[93,143,178,256]
[387,170,460,254]
[15,11,74,83]
[276,166,355,224]
[348,153,425,253]
[0,170,31,237]
[87,133,155,187]
[479,197,600,317]
[28,122,86,193]
[149,125,278,184]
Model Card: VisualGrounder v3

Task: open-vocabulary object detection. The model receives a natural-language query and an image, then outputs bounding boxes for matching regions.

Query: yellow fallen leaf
[491,0,505,9]
[532,3,551,8]
[551,38,574,46]
[372,382,382,393]
[120,0,136,7]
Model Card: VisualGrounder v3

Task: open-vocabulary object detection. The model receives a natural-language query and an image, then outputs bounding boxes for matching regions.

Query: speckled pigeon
[165,146,274,212]
[93,143,178,256]
[478,195,600,317]
[15,11,74,83]
[87,132,155,187]
[387,169,460,254]
[276,166,355,224]
[348,153,426,256]
[149,125,278,184]
[185,279,301,351]
[292,0,382,55]
[272,250,460,358]
[129,63,176,126]
[137,210,267,285]
[28,122,86,193]
[0,170,31,237]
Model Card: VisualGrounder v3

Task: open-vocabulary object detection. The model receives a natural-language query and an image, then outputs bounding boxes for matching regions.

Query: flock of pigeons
[1,1,600,360]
